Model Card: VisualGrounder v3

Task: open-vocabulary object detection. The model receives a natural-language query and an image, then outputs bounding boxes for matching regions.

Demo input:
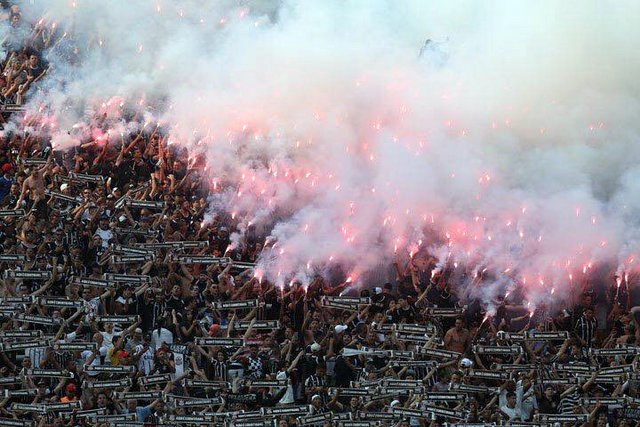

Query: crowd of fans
[2,3,640,427]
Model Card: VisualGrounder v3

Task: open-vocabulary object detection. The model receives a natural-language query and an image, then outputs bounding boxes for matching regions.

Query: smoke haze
[12,0,640,303]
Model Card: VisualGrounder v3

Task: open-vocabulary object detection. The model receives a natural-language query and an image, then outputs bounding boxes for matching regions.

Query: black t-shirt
[394,306,416,323]
[426,286,455,307]
[333,355,354,387]
[538,394,560,414]
[137,295,155,331]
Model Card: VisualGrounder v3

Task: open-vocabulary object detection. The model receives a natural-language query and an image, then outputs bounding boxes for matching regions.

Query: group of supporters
[1,2,640,427]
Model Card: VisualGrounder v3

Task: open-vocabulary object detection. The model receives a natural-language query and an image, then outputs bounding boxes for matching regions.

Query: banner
[37,297,83,308]
[473,345,522,355]
[262,405,310,416]
[451,384,498,394]
[95,315,140,324]
[419,348,462,360]
[3,389,38,398]
[553,363,594,374]
[184,379,231,388]
[4,270,52,280]
[323,296,371,304]
[44,189,83,204]
[60,408,106,419]
[328,388,374,397]
[0,418,35,426]
[379,386,426,395]
[9,404,46,414]
[394,332,432,343]
[423,405,466,419]
[321,300,360,311]
[104,273,151,283]
[54,342,98,352]
[85,378,132,389]
[43,401,82,412]
[248,380,288,388]
[535,414,588,423]
[113,392,163,400]
[0,340,48,351]
[111,254,154,264]
[0,296,34,304]
[421,392,466,402]
[196,337,244,347]
[0,209,25,217]
[175,255,229,265]
[85,365,135,374]
[525,331,569,341]
[227,394,258,404]
[590,347,640,356]
[582,397,626,406]
[598,364,636,376]
[298,412,333,425]
[113,245,155,255]
[381,379,423,388]
[173,397,223,407]
[166,415,218,424]
[389,360,436,368]
[425,306,466,316]
[0,330,42,338]
[124,199,166,210]
[16,314,63,326]
[233,320,280,330]
[541,378,578,385]
[496,332,525,341]
[139,374,172,385]
[69,172,105,183]
[396,324,437,335]
[0,254,26,262]
[493,364,535,371]
[95,414,135,423]
[356,412,397,421]
[74,277,111,288]
[115,227,158,237]
[213,300,259,310]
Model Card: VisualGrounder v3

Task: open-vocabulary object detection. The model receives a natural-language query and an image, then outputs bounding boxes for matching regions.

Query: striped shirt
[136,344,154,375]
[25,346,47,369]
[305,375,328,404]
[208,359,228,381]
[558,392,581,415]
[575,316,597,347]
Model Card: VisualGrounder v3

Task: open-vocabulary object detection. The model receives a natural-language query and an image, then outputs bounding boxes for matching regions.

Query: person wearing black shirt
[166,284,184,312]
[394,296,416,323]
[426,278,456,308]
[538,385,560,414]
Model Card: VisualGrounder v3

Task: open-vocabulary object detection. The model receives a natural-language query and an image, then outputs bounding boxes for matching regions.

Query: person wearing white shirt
[500,392,523,422]
[81,333,110,376]
[100,322,119,350]
[517,378,538,420]
[150,326,173,351]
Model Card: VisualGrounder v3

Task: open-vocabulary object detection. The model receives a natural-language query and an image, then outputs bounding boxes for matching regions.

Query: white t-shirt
[81,345,109,376]
[276,371,295,405]
[100,331,120,350]
[150,328,173,351]
[500,404,522,421]
[94,228,113,248]
[136,344,154,375]
[83,297,101,321]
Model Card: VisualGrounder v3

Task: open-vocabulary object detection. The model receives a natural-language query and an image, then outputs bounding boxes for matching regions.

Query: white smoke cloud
[12,0,640,302]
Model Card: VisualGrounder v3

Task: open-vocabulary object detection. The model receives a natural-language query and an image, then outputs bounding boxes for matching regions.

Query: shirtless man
[444,316,471,354]
[15,162,47,213]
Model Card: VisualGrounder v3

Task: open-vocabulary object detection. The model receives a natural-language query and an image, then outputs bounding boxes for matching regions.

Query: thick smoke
[12,0,640,303]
